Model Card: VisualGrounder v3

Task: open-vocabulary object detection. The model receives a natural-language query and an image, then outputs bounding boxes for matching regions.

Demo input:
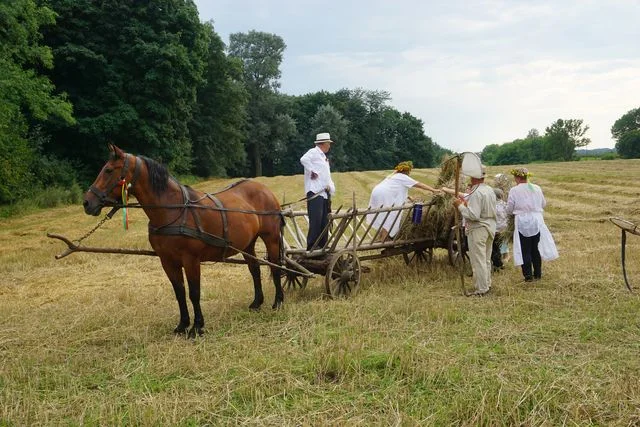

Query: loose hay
[397,155,464,242]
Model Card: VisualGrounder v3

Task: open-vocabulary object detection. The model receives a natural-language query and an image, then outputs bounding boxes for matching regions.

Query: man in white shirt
[300,132,336,250]
[506,167,558,282]
[453,166,497,296]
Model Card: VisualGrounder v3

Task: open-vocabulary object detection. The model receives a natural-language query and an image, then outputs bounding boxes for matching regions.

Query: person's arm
[458,193,482,221]
[441,186,468,197]
[300,150,318,179]
[440,186,456,195]
[413,182,438,193]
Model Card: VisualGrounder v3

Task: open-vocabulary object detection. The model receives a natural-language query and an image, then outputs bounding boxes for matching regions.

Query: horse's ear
[109,144,125,160]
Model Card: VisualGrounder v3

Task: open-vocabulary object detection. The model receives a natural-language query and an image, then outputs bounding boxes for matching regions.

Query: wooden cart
[280,197,467,298]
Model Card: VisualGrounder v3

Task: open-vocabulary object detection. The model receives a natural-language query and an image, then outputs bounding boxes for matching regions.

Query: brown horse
[83,144,284,337]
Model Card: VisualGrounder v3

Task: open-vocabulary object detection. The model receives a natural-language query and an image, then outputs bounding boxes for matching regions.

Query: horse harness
[146,181,255,258]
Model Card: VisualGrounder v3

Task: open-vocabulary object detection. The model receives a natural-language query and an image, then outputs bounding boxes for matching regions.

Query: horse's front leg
[243,240,264,310]
[184,259,204,338]
[160,258,190,334]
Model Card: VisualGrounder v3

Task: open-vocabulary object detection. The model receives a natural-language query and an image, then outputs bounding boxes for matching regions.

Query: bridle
[88,154,142,206]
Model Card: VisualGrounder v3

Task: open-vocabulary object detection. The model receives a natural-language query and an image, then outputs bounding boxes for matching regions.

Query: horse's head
[83,144,140,216]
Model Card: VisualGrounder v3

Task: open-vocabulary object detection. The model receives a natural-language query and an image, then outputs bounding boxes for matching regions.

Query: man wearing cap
[453,165,497,296]
[300,132,336,250]
[506,167,558,282]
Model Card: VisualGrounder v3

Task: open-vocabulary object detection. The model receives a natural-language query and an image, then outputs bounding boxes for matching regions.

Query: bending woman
[366,161,439,241]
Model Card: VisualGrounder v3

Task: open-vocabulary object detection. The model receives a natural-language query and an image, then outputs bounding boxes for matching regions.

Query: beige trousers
[467,227,494,293]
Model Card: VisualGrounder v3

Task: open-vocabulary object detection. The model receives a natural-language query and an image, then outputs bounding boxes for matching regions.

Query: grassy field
[1,159,640,425]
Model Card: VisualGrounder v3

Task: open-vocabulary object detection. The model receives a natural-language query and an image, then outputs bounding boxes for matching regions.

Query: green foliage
[482,119,590,165]
[0,0,74,204]
[611,106,640,141]
[544,118,590,161]
[228,30,289,176]
[228,30,286,92]
[309,105,349,171]
[615,129,640,159]
[41,0,208,174]
[190,22,248,177]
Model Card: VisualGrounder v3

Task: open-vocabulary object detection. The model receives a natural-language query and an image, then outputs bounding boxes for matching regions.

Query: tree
[0,0,74,203]
[228,30,287,176]
[527,128,540,139]
[189,22,248,177]
[615,130,640,159]
[544,119,590,161]
[611,107,640,141]
[42,0,207,176]
[309,105,349,171]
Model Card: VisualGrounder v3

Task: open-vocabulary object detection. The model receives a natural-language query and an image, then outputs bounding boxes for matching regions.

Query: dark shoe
[524,276,533,282]
[468,289,489,297]
[533,275,542,281]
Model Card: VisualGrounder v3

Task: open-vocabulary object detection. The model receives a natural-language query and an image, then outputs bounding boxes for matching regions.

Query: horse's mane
[139,155,169,195]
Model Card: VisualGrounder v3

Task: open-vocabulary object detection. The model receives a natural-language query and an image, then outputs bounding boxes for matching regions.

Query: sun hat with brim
[314,132,333,144]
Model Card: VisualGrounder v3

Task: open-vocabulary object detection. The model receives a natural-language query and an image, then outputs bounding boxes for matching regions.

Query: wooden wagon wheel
[325,249,361,298]
[283,271,308,290]
[403,246,433,265]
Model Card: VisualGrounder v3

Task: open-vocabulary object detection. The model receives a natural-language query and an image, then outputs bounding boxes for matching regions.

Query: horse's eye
[105,168,114,174]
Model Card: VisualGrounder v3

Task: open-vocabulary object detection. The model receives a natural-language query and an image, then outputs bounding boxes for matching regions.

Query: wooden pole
[453,155,468,296]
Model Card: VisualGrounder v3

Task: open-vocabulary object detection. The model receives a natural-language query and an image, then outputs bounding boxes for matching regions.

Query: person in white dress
[366,161,438,241]
[506,167,558,282]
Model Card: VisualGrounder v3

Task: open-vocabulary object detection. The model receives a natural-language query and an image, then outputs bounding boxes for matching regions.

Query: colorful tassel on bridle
[119,179,129,230]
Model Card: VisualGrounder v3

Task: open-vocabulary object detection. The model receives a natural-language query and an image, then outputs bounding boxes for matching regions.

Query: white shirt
[300,146,336,199]
[366,173,417,237]
[506,182,546,237]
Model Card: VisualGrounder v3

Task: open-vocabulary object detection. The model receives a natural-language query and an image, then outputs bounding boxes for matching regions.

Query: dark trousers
[491,232,503,268]
[307,192,329,250]
[519,232,541,279]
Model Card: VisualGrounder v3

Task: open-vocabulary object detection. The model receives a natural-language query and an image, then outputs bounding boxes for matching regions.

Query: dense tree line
[481,119,591,165]
[612,107,640,159]
[1,0,447,206]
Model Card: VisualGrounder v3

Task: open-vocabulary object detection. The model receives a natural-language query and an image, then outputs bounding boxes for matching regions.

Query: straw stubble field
[1,160,640,425]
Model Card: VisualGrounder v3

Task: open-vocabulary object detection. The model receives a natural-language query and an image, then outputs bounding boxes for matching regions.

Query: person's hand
[453,197,465,208]
[310,171,318,180]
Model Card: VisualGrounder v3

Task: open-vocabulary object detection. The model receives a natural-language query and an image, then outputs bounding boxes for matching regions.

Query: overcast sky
[193,0,640,153]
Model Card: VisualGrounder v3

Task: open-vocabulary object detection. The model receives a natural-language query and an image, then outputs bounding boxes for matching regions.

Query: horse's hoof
[188,327,204,339]
[249,300,263,310]
[174,324,189,335]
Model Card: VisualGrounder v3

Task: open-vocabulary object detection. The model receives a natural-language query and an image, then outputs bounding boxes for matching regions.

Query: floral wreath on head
[394,161,413,173]
[510,167,532,179]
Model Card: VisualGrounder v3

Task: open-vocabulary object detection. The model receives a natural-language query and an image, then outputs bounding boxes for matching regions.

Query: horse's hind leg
[265,236,284,310]
[243,239,264,310]
[183,258,204,338]
[160,257,190,334]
